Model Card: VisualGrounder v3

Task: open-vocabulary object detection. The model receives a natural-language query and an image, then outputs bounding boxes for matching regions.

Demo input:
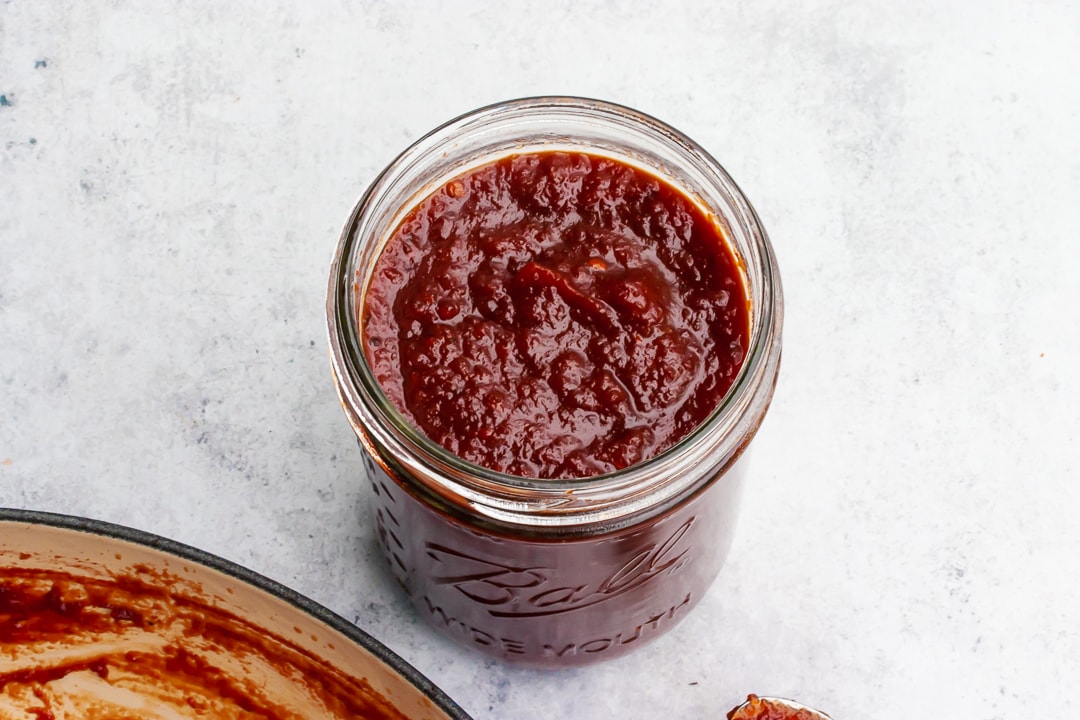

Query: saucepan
[0,508,473,719]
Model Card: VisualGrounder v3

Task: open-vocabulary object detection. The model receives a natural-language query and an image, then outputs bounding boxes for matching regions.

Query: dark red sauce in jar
[364,151,749,478]
[360,447,744,667]
[329,97,783,667]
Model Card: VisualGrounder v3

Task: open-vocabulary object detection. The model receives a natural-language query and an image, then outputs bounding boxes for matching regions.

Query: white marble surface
[2,1,1079,717]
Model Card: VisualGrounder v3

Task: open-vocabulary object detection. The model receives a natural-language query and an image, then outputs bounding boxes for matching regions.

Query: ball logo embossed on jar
[425,517,694,617]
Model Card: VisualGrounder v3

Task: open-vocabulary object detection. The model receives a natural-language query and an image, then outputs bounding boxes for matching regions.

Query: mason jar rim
[327,96,782,531]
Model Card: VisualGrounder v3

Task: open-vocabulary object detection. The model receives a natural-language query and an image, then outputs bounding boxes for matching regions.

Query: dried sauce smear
[0,566,408,719]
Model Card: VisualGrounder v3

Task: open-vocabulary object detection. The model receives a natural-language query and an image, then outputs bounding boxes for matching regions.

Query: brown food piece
[728,694,824,720]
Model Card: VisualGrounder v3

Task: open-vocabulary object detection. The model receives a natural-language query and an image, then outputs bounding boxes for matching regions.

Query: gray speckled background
[2,1,1078,718]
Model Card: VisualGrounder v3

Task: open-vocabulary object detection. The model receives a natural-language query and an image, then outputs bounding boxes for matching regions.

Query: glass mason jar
[327,97,782,668]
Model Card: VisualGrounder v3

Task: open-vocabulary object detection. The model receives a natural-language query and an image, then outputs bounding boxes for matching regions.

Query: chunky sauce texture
[364,151,749,478]
[728,695,825,720]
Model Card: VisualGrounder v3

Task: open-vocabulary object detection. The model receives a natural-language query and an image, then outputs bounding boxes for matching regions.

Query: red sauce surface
[364,151,750,478]
[728,695,824,720]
